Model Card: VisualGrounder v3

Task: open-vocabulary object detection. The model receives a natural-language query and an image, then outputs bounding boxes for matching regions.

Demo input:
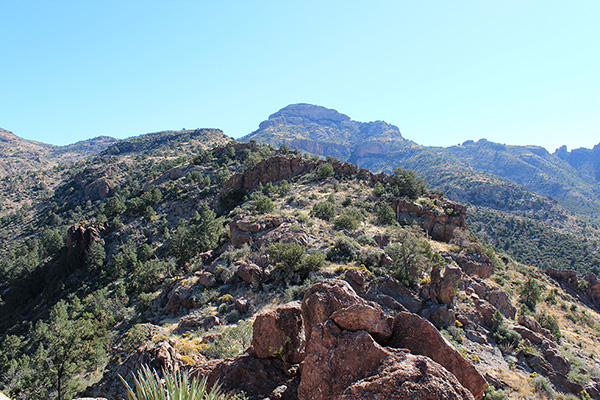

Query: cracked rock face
[298,320,475,400]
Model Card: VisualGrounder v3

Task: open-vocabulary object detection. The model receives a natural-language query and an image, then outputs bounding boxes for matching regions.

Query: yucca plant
[121,365,236,400]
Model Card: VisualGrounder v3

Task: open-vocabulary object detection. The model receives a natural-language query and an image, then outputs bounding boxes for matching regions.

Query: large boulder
[164,278,200,314]
[437,264,463,306]
[235,261,268,286]
[252,301,305,363]
[487,287,517,320]
[336,356,475,400]
[330,303,393,343]
[518,315,554,341]
[301,279,369,342]
[298,320,474,400]
[451,252,493,279]
[387,312,488,400]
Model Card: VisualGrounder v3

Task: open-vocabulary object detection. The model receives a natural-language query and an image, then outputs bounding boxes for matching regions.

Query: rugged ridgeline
[0,127,118,177]
[2,130,600,399]
[243,104,600,275]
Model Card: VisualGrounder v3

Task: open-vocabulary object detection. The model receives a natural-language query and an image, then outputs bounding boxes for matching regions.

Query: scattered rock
[373,233,390,248]
[202,315,221,331]
[191,352,299,399]
[195,271,217,288]
[236,261,267,286]
[233,297,249,313]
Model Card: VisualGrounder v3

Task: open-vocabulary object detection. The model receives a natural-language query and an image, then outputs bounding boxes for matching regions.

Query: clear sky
[1,1,598,152]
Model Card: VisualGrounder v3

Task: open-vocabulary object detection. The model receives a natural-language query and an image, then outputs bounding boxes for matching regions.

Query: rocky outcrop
[66,224,103,253]
[298,320,474,400]
[229,213,313,249]
[223,156,312,192]
[451,251,494,279]
[546,268,578,285]
[66,224,104,268]
[84,178,112,201]
[390,198,467,242]
[428,263,463,306]
[252,301,305,363]
[301,279,373,342]
[546,268,600,306]
[388,312,488,400]
[518,315,554,341]
[466,278,517,320]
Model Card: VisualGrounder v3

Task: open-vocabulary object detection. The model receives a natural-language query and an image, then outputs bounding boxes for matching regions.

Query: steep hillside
[0,128,118,177]
[243,104,600,276]
[2,131,600,400]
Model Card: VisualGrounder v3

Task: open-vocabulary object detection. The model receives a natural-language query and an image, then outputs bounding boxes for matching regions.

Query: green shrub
[491,310,521,348]
[268,242,305,270]
[202,321,252,359]
[390,167,426,200]
[530,375,555,397]
[356,234,377,246]
[333,207,364,230]
[311,202,336,221]
[375,203,396,225]
[372,182,385,197]
[536,312,562,341]
[317,163,334,179]
[301,251,326,273]
[327,236,361,262]
[483,386,508,400]
[518,276,543,311]
[383,231,431,285]
[253,196,274,214]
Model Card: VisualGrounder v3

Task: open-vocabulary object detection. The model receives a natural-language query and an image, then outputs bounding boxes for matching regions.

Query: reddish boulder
[437,264,463,306]
[252,301,305,363]
[236,261,267,286]
[336,355,475,400]
[473,296,496,328]
[546,268,578,285]
[518,315,554,341]
[330,303,393,343]
[298,320,474,400]
[195,271,217,288]
[388,312,487,400]
[452,252,493,279]
[301,279,370,342]
[233,297,249,313]
[488,287,517,320]
[202,315,221,331]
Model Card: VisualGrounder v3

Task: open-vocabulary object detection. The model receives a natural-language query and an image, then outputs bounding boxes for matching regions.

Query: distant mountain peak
[263,103,351,127]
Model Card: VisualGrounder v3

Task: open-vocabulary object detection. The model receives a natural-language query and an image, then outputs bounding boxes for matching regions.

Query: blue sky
[1,1,598,152]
